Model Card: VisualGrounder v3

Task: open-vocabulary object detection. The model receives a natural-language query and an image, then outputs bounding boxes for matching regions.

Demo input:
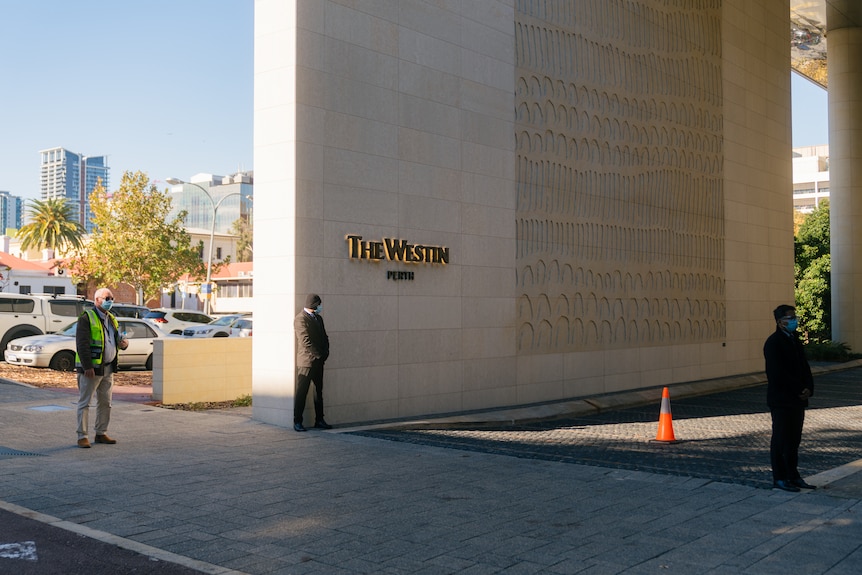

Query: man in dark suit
[293,293,331,431]
[764,304,816,492]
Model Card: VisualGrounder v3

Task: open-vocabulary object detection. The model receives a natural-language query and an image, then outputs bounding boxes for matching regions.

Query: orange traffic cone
[654,387,677,442]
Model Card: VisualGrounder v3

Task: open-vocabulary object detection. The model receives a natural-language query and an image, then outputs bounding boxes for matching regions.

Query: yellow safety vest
[75,309,119,368]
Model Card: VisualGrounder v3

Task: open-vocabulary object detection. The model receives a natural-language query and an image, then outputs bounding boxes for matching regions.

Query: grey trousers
[76,365,114,439]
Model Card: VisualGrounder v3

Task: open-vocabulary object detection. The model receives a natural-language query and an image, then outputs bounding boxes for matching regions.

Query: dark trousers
[294,362,324,424]
[770,406,805,482]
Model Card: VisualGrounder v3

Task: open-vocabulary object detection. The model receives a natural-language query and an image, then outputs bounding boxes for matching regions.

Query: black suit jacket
[294,310,329,368]
[764,327,813,408]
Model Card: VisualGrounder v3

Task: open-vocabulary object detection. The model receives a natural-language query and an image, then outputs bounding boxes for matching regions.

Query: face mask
[315,305,322,314]
[786,318,798,332]
[101,300,113,311]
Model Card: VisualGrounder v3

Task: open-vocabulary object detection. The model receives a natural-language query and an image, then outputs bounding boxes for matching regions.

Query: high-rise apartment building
[39,147,109,232]
[0,191,24,234]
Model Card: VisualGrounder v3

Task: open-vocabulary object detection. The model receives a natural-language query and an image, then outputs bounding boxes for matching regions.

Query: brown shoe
[77,438,91,448]
[94,434,117,444]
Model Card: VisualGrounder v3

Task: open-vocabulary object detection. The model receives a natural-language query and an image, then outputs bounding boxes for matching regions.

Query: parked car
[229,317,253,337]
[144,308,213,335]
[183,314,251,337]
[4,318,174,371]
[110,303,150,319]
[0,293,94,353]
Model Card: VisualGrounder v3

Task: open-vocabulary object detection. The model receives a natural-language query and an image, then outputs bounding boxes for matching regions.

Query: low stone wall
[152,337,252,404]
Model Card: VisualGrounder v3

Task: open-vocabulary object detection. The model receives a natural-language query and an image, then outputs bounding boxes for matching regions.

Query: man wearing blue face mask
[74,288,128,448]
[763,304,815,492]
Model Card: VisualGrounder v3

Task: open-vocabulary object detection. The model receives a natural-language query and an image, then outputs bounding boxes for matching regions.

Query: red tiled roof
[177,261,253,282]
[0,252,59,273]
[212,261,253,279]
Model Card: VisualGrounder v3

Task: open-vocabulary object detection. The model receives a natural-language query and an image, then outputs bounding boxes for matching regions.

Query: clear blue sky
[0,2,829,199]
[0,0,253,199]
[791,72,829,148]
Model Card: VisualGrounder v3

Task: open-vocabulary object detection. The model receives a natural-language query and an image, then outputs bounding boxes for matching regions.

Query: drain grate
[0,446,44,457]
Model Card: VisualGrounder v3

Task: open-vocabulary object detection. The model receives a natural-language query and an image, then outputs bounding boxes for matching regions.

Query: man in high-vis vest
[75,288,128,448]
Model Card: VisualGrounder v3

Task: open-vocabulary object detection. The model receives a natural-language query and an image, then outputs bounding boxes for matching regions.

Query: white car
[229,317,253,337]
[143,308,213,335]
[182,314,251,337]
[4,318,174,371]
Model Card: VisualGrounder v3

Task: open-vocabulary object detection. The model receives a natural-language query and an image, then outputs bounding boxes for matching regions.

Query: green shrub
[161,395,253,411]
[803,340,862,361]
[233,394,252,407]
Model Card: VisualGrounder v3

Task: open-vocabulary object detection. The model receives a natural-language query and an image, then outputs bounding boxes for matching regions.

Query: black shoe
[790,478,817,490]
[314,420,333,430]
[293,423,307,432]
[773,480,801,492]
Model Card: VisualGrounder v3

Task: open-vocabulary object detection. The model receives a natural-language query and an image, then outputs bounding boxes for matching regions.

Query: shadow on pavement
[352,368,862,491]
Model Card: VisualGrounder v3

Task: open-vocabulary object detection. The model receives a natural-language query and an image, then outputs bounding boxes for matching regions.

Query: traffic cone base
[652,386,677,443]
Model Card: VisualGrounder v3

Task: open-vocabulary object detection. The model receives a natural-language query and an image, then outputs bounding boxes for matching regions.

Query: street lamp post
[166,178,241,315]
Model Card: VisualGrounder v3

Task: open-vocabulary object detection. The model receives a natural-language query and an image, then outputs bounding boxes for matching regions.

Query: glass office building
[167,172,253,235]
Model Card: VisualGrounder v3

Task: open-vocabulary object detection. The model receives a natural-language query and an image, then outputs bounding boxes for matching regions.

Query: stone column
[828,1,862,349]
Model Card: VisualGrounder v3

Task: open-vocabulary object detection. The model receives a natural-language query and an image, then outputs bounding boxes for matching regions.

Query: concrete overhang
[791,0,862,88]
[791,1,828,87]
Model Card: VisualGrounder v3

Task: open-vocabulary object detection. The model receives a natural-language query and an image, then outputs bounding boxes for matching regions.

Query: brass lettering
[385,238,408,261]
[347,235,448,265]
[438,247,449,264]
[347,235,363,258]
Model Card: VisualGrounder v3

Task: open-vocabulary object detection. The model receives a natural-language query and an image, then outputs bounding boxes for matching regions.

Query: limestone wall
[515,1,726,353]
[152,338,252,404]
[252,0,793,426]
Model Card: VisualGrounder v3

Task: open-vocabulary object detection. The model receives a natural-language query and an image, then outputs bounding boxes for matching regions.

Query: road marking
[0,541,37,561]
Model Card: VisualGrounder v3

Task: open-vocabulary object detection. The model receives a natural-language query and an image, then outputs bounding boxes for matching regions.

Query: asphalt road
[0,508,204,575]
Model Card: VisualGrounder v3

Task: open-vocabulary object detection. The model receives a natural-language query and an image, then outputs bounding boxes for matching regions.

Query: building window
[18,285,31,295]
[43,286,66,295]
[216,247,222,260]
[219,282,253,298]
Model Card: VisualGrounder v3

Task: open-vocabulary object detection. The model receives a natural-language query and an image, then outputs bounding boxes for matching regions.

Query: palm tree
[16,198,85,254]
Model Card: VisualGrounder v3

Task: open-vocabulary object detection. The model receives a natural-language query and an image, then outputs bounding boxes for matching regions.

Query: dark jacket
[294,310,329,368]
[76,309,121,374]
[764,327,813,408]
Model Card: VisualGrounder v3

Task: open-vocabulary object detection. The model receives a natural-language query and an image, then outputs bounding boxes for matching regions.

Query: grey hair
[94,288,113,300]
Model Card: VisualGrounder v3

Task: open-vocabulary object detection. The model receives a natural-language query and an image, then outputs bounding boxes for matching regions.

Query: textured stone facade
[515,0,725,353]
[253,0,793,427]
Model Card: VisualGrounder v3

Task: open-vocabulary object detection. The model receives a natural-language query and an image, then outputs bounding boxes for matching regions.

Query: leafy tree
[793,209,807,236]
[69,171,208,304]
[16,197,85,254]
[230,215,253,262]
[794,201,831,342]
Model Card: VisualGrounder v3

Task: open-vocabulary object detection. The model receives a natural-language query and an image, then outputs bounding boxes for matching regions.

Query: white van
[0,294,93,354]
